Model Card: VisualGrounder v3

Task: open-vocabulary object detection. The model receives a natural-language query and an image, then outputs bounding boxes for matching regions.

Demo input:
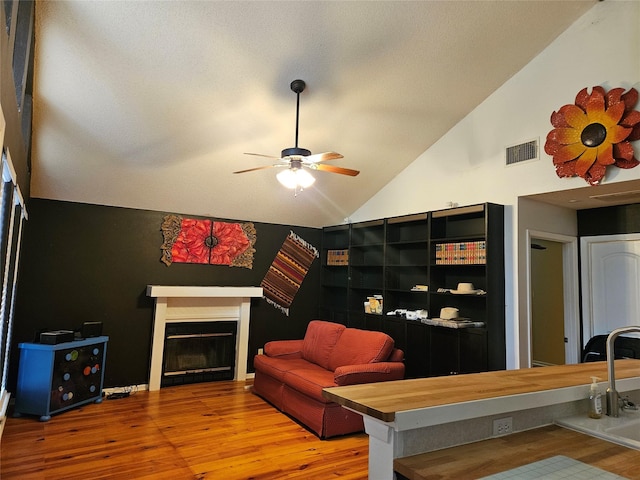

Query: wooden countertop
[323,360,640,422]
[393,425,640,480]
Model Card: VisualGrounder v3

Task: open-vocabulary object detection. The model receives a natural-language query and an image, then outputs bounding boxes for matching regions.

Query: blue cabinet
[14,336,108,421]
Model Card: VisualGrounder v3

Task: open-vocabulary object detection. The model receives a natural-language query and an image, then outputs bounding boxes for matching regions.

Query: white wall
[348,1,640,369]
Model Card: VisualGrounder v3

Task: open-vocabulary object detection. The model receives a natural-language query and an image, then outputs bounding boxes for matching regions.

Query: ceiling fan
[233,79,360,189]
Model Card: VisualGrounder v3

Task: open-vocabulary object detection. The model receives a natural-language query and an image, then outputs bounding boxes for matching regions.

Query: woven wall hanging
[261,231,318,316]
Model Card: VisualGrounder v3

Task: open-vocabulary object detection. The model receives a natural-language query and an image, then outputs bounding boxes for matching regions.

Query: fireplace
[162,321,236,387]
[146,285,263,391]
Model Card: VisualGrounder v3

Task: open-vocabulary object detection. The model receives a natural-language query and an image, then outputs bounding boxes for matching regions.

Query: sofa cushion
[283,366,337,403]
[328,328,394,371]
[253,355,311,383]
[302,320,346,370]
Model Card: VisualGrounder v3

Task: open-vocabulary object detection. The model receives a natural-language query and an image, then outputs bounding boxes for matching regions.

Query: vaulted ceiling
[31,1,596,227]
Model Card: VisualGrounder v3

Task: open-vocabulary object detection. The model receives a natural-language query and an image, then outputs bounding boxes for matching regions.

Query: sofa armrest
[264,339,304,359]
[388,348,404,363]
[334,362,405,386]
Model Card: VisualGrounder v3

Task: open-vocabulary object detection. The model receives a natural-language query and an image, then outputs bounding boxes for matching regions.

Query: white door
[581,234,640,345]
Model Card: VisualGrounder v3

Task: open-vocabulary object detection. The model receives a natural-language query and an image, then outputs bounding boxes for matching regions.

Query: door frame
[525,229,580,366]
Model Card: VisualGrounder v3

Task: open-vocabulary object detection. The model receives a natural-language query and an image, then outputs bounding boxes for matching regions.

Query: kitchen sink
[604,417,640,442]
[556,408,640,450]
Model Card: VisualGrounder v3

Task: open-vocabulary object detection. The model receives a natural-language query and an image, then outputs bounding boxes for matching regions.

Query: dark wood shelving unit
[320,203,505,378]
[347,220,385,327]
[319,224,350,324]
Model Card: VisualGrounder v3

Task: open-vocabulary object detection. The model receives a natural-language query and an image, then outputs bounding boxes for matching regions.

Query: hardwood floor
[1,381,369,479]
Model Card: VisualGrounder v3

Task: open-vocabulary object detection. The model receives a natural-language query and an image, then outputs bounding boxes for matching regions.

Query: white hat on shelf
[450,282,482,295]
[439,307,459,320]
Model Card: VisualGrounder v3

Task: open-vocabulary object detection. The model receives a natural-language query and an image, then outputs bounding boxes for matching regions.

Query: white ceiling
[31,1,597,228]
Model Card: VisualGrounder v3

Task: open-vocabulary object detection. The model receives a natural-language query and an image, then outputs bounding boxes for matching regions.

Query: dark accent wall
[578,203,640,236]
[10,199,321,390]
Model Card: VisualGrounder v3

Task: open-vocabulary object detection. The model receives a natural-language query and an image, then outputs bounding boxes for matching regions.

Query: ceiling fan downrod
[281,79,311,158]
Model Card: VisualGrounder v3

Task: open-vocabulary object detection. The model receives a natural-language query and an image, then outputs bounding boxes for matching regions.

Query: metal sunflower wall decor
[544,86,640,185]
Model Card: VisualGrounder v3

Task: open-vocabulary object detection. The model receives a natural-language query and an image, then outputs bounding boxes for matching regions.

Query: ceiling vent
[506,138,538,166]
[589,190,640,203]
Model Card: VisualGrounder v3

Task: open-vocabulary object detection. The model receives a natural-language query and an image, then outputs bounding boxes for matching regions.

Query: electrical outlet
[492,417,513,436]
[258,348,264,355]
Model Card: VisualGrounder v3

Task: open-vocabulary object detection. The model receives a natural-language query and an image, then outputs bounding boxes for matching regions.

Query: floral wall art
[545,86,640,185]
[160,215,256,268]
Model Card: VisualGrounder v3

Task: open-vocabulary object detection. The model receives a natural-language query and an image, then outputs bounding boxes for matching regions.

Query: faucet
[606,325,640,417]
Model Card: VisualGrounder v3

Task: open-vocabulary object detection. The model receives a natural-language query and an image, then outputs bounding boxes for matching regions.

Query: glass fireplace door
[162,321,236,387]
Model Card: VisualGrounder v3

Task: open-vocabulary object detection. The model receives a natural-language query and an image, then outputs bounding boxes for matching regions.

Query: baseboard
[102,384,148,396]
[102,377,254,397]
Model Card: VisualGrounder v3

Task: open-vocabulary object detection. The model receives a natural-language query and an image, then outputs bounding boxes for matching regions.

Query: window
[0,148,27,434]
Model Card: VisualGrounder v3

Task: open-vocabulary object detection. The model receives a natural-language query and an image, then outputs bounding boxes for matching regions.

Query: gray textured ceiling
[31,1,596,227]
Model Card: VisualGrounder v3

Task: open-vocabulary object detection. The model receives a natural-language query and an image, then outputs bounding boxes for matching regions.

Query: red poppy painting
[545,86,640,185]
[160,215,256,268]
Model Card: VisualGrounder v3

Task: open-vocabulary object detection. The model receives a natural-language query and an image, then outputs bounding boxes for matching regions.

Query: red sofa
[252,320,405,438]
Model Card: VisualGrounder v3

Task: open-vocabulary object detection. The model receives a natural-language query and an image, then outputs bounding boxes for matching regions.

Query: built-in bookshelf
[320,203,505,378]
[319,224,350,325]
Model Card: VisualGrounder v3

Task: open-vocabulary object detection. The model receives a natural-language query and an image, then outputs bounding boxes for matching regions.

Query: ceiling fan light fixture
[277,168,315,189]
[296,169,316,188]
[277,169,297,189]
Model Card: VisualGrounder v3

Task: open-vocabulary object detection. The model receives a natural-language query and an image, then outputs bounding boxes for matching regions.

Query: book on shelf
[435,241,486,265]
[327,249,349,266]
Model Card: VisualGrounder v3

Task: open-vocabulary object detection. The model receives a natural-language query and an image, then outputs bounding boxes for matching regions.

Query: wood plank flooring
[0,381,368,479]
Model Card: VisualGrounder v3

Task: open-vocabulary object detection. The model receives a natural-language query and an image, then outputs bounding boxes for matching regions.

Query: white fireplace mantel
[146,285,263,391]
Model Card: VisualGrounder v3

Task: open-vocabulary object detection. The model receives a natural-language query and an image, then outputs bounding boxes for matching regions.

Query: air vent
[506,138,538,166]
[589,190,640,203]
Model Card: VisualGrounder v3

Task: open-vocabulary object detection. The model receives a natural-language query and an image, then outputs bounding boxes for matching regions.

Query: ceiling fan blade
[243,152,282,159]
[313,164,360,176]
[305,152,344,163]
[233,165,277,174]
